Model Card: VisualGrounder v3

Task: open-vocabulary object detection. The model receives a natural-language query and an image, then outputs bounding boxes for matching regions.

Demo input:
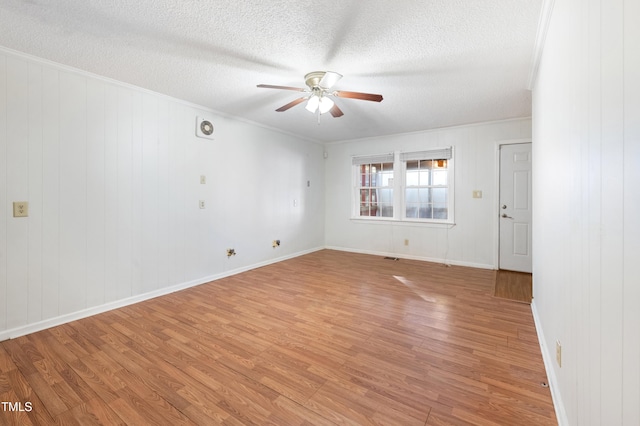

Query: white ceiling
[0,0,542,143]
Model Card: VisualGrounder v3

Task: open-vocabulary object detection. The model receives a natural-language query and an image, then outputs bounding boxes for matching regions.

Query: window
[352,148,453,223]
[353,154,394,218]
[401,148,452,221]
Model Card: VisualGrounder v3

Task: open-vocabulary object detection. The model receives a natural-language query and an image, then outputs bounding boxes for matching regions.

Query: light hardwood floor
[494,270,533,304]
[0,250,556,425]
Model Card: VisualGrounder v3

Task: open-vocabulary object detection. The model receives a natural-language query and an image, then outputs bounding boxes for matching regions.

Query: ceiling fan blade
[275,97,307,112]
[319,71,343,89]
[329,104,344,118]
[257,84,306,91]
[334,91,383,102]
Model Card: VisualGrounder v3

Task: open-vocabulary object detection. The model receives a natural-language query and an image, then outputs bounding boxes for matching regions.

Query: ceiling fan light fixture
[305,95,319,113]
[318,97,334,114]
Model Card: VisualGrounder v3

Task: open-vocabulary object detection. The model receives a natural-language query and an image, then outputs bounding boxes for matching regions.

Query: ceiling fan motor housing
[304,71,327,89]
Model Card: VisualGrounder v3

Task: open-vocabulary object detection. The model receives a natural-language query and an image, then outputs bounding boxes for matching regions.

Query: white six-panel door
[499,143,532,273]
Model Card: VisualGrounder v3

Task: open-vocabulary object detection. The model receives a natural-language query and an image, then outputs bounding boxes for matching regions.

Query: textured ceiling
[0,0,542,143]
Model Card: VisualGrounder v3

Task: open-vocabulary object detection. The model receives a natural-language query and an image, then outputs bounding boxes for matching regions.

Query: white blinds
[351,153,394,165]
[352,148,452,165]
[400,147,452,161]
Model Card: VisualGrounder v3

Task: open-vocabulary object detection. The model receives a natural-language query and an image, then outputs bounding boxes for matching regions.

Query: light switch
[13,201,29,217]
[200,175,206,184]
[472,190,483,199]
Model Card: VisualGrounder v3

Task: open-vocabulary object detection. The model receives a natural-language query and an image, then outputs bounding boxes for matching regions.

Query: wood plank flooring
[0,250,556,425]
[494,270,533,304]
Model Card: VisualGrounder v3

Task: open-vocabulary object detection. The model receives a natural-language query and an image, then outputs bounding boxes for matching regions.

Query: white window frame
[351,148,454,224]
[400,148,454,224]
[351,153,396,220]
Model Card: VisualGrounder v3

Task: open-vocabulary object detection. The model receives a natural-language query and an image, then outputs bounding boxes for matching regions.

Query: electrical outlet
[199,200,206,209]
[200,175,206,184]
[556,340,562,367]
[404,239,409,246]
[13,201,29,217]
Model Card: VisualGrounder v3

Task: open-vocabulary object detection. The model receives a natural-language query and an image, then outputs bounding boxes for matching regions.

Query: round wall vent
[196,116,214,139]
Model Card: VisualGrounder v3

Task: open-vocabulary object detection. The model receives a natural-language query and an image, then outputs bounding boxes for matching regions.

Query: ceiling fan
[257,71,383,118]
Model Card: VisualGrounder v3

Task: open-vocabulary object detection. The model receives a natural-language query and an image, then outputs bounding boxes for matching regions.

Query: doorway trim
[493,138,532,270]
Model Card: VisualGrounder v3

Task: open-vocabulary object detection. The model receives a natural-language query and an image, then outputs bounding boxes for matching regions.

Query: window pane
[433,205,448,219]
[370,171,377,186]
[380,203,393,217]
[418,189,431,203]
[379,188,393,204]
[406,171,419,186]
[419,205,433,219]
[360,189,371,204]
[381,171,393,186]
[406,188,418,204]
[432,188,447,204]
[433,170,447,185]
[405,204,419,218]
[419,170,430,185]
[406,160,419,170]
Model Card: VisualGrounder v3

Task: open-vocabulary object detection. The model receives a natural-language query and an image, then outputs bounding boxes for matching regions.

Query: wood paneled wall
[532,0,640,424]
[0,49,326,340]
[324,118,532,269]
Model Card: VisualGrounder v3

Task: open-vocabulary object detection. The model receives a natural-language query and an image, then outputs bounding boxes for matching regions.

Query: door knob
[501,213,513,219]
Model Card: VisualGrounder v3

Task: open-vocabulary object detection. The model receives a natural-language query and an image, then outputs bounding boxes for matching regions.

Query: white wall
[0,48,325,340]
[532,0,640,424]
[324,118,531,269]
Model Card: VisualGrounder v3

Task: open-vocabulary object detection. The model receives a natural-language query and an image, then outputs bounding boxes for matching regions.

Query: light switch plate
[13,201,29,217]
[472,190,483,199]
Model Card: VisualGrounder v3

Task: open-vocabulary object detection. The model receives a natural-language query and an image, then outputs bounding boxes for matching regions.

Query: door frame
[493,138,532,270]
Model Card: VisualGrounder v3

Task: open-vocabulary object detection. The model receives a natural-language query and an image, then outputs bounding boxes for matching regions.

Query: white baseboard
[0,247,323,342]
[531,300,569,426]
[324,246,495,270]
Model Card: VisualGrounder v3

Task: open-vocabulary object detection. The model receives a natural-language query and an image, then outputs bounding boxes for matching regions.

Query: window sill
[350,217,455,227]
